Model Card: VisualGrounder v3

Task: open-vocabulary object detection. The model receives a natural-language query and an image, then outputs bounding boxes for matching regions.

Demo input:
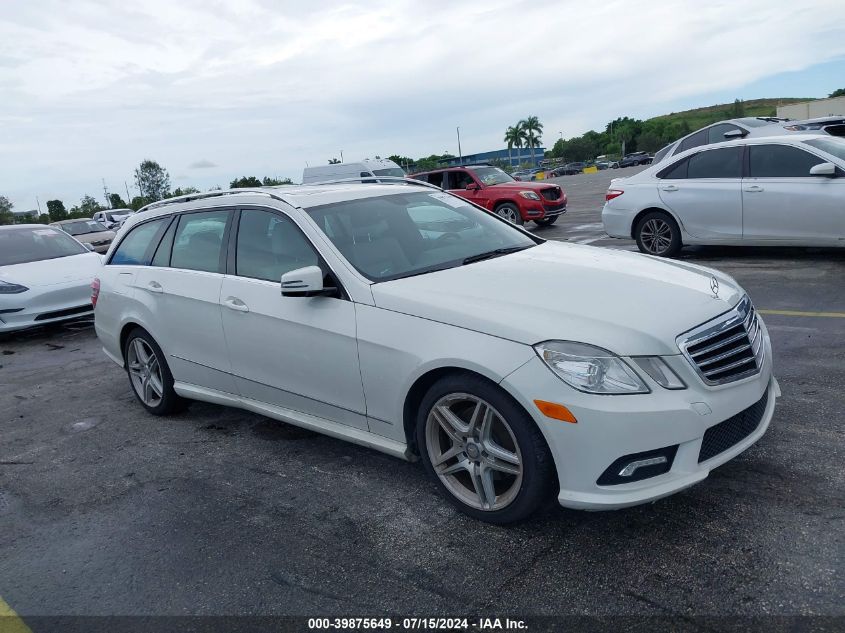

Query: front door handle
[744,185,764,193]
[146,281,163,293]
[661,185,679,192]
[223,297,249,313]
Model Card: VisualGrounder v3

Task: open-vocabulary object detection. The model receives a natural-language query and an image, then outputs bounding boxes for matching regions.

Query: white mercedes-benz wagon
[94,180,778,523]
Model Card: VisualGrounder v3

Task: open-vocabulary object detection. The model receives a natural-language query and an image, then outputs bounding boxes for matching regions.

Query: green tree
[134,159,171,201]
[328,158,341,164]
[78,195,102,215]
[0,196,13,225]
[731,98,745,118]
[46,199,67,221]
[520,115,544,165]
[108,193,128,209]
[504,125,525,167]
[230,176,263,188]
[262,177,293,186]
[129,196,149,211]
[829,88,845,98]
[172,186,200,196]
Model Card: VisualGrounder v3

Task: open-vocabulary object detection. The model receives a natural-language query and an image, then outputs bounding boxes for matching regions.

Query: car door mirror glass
[809,162,836,176]
[281,266,335,297]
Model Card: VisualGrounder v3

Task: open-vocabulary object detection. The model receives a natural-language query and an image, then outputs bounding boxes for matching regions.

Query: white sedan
[603,134,845,256]
[95,182,778,523]
[0,225,103,333]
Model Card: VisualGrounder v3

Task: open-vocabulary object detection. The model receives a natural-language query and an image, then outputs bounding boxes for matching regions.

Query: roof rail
[303,176,443,190]
[139,189,285,213]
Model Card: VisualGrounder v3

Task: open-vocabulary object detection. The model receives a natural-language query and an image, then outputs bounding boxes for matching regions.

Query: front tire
[124,328,187,415]
[416,374,555,524]
[534,215,558,227]
[494,203,524,226]
[635,211,682,257]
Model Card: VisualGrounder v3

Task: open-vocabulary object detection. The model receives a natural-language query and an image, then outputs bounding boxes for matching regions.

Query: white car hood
[371,241,743,356]
[0,253,102,287]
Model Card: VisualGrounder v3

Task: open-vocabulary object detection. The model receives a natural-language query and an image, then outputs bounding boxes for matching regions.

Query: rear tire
[494,203,524,226]
[635,211,682,257]
[124,328,187,415]
[416,373,556,524]
[534,216,558,227]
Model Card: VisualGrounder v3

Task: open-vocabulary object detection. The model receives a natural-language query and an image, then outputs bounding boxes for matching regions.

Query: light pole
[340,150,344,162]
[456,126,462,165]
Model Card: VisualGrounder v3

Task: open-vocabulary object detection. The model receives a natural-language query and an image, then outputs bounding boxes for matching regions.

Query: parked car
[652,117,793,165]
[0,225,103,332]
[51,219,116,253]
[93,209,134,229]
[554,162,586,175]
[410,165,566,226]
[781,116,845,137]
[94,181,777,523]
[618,152,653,168]
[602,134,845,257]
[302,158,405,184]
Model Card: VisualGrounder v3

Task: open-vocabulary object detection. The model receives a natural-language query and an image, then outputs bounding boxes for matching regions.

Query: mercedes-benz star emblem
[710,276,720,297]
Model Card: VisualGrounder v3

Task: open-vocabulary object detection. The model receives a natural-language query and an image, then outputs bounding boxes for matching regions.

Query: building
[777,96,845,119]
[442,147,546,168]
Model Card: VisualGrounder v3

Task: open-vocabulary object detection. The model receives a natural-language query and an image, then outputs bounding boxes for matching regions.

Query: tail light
[91,277,101,308]
[606,189,624,201]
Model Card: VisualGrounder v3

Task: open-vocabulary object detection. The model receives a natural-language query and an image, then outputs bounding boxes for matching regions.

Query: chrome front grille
[678,296,764,386]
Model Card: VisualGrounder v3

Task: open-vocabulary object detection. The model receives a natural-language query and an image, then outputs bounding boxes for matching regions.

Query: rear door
[132,208,237,393]
[657,146,744,239]
[445,170,479,204]
[742,143,844,243]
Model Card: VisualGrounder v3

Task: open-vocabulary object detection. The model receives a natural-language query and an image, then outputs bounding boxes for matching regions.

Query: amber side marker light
[534,400,577,423]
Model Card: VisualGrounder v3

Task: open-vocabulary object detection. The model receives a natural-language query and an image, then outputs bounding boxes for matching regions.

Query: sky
[2,0,845,211]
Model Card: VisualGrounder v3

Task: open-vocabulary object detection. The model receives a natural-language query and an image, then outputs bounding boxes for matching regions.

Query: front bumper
[500,326,777,510]
[0,281,94,333]
[523,201,567,220]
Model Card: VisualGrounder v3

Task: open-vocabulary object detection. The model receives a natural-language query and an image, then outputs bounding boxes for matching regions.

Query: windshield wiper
[462,245,533,265]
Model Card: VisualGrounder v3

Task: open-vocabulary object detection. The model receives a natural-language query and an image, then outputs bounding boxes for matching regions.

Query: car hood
[371,241,742,356]
[0,253,103,287]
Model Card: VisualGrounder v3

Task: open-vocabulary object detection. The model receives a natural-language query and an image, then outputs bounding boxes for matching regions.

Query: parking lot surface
[1,168,843,619]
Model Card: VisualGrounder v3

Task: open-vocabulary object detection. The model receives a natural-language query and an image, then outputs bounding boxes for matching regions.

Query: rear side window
[707,123,742,144]
[151,218,177,267]
[414,172,443,187]
[677,129,708,153]
[749,145,825,178]
[109,218,169,266]
[653,144,673,163]
[658,157,689,180]
[170,210,230,273]
[235,209,319,282]
[686,147,743,179]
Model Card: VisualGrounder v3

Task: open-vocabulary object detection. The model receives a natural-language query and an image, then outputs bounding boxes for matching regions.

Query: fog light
[597,445,678,485]
[618,456,667,477]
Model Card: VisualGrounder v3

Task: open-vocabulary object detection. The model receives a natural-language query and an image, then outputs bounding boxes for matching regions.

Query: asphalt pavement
[0,168,843,623]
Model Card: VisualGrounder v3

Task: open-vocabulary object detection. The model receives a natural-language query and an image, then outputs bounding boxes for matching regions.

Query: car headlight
[534,341,649,394]
[519,191,541,200]
[631,357,686,390]
[0,280,29,294]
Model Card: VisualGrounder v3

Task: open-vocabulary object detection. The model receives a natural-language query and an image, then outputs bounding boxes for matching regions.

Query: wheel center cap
[465,443,481,460]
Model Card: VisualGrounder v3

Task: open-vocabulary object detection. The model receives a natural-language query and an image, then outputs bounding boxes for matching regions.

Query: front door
[742,143,845,243]
[219,207,368,430]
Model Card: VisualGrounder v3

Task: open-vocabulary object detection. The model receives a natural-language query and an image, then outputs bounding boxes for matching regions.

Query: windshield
[306,190,537,282]
[0,227,88,266]
[804,138,845,162]
[468,166,514,186]
[372,168,406,177]
[60,220,108,236]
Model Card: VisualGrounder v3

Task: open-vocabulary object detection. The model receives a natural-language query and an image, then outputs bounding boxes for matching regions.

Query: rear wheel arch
[630,206,682,239]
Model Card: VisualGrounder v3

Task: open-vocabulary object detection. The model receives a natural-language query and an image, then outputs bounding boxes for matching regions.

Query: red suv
[410,165,567,226]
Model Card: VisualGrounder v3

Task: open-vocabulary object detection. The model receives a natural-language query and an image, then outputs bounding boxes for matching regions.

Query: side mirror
[723,129,745,139]
[84,243,96,252]
[465,183,480,191]
[809,162,836,177]
[281,266,337,297]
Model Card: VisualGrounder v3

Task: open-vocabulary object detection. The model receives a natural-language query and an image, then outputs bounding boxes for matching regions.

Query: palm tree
[503,125,522,169]
[520,115,544,165]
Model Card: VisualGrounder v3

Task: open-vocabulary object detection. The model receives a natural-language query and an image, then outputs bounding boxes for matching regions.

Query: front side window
[749,145,825,178]
[306,191,536,282]
[448,170,476,190]
[0,226,88,266]
[170,210,230,273]
[686,147,743,179]
[804,137,845,161]
[236,209,319,282]
[653,144,674,163]
[677,129,708,153]
[110,218,169,266]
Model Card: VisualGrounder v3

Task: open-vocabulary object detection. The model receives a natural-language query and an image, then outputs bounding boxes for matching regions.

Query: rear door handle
[661,185,679,192]
[223,297,249,313]
[744,185,764,193]
[146,281,163,293]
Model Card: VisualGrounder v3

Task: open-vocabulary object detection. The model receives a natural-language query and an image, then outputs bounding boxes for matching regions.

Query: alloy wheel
[640,218,673,255]
[127,338,164,407]
[497,206,519,224]
[425,393,523,511]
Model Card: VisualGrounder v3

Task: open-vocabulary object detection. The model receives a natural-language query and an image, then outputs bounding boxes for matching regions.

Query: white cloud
[1,0,845,208]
